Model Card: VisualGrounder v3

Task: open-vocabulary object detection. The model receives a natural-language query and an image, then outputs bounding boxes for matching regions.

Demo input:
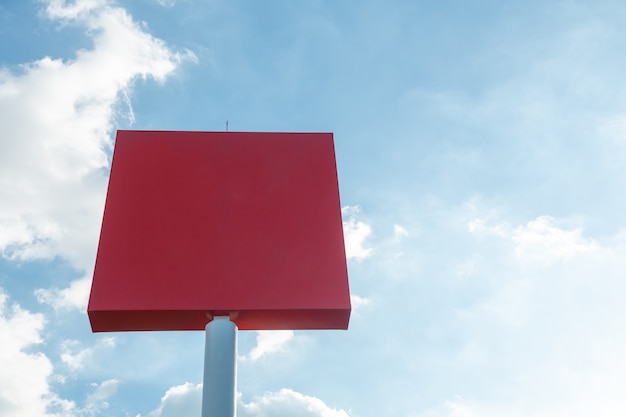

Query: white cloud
[60,336,116,372]
[0,289,69,417]
[84,379,120,414]
[349,294,370,313]
[341,206,373,261]
[144,383,350,417]
[154,0,177,6]
[0,0,195,272]
[35,274,92,311]
[60,341,92,372]
[239,389,351,417]
[393,224,409,239]
[415,396,477,417]
[511,215,600,263]
[46,0,108,20]
[468,215,600,265]
[447,212,626,416]
[145,383,202,417]
[244,330,295,362]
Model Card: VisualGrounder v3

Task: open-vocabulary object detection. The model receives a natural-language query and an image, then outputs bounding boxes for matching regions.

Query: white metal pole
[201,316,237,417]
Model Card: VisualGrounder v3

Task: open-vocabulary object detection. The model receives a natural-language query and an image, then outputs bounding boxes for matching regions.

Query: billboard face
[88,131,350,331]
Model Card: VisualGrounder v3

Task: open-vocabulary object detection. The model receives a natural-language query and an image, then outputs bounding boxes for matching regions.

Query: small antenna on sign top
[225,120,229,132]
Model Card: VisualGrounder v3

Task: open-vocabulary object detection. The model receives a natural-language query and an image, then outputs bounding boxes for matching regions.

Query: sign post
[202,317,237,417]
[88,130,351,416]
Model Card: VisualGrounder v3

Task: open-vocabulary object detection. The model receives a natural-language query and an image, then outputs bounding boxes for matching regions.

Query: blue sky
[2,0,626,416]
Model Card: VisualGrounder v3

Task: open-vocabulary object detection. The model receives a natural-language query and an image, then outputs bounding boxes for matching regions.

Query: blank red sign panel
[88,131,351,331]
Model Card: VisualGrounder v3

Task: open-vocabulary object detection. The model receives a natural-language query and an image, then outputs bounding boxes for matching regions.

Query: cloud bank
[144,383,351,417]
[0,0,194,273]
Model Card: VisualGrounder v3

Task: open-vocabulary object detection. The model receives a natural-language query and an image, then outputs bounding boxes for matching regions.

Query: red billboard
[88,131,351,331]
